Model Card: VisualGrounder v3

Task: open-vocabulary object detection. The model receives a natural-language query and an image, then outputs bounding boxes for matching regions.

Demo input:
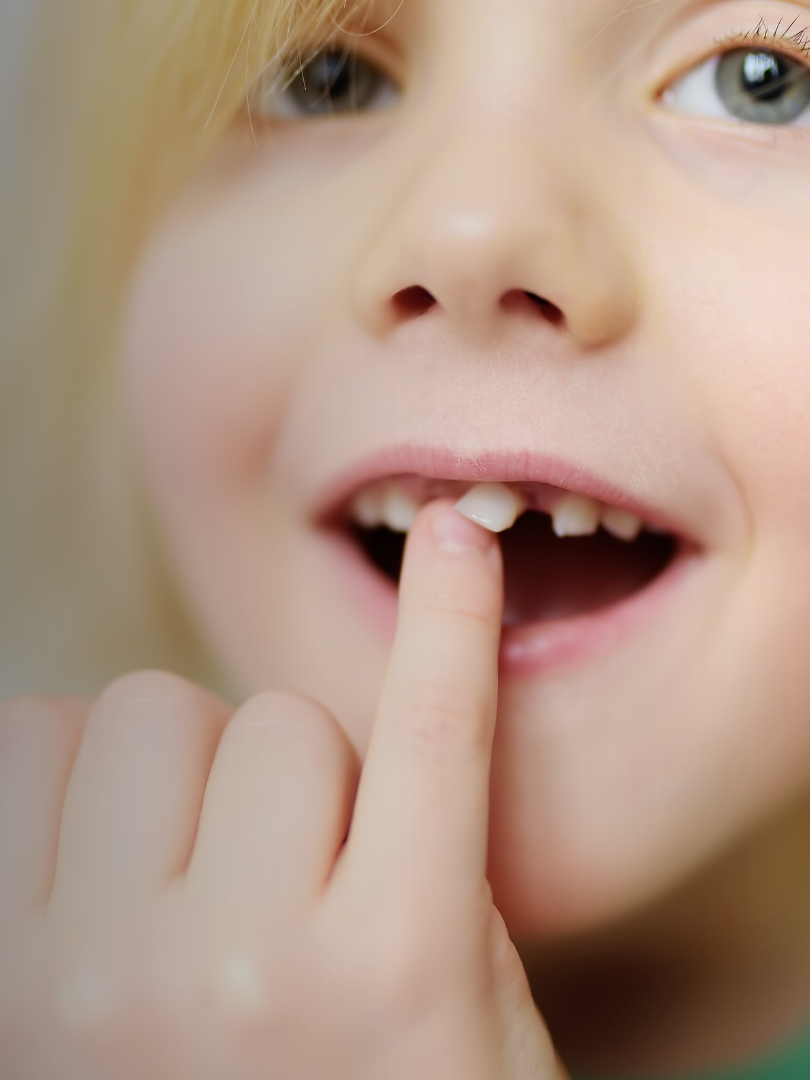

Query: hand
[0,500,566,1079]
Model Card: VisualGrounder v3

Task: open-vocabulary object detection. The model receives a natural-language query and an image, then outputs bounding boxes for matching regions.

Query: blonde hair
[0,0,370,698]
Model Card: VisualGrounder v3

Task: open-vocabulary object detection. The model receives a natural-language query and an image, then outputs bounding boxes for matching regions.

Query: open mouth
[338,475,679,627]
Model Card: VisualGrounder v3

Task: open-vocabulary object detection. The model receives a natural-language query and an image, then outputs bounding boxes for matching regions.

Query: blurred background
[0,0,38,185]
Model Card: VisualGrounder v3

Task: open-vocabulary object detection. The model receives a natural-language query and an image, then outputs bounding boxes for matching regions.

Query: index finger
[347,499,503,900]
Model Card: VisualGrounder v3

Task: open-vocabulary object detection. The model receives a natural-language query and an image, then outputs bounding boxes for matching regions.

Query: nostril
[501,289,565,328]
[391,285,436,320]
[525,292,565,326]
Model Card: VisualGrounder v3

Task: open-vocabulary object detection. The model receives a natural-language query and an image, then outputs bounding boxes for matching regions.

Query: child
[4,0,810,1075]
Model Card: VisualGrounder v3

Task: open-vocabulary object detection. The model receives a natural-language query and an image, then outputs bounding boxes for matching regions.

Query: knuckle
[55,965,165,1074]
[209,947,286,1034]
[402,680,490,760]
[52,925,207,1074]
[239,690,334,731]
[422,580,500,633]
[234,692,356,773]
[90,670,229,737]
[95,669,200,713]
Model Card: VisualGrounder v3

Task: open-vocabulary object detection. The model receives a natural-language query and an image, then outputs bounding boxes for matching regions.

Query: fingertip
[429,500,499,555]
[399,499,504,626]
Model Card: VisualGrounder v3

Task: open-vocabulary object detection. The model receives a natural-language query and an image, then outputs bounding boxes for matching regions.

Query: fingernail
[431,503,495,553]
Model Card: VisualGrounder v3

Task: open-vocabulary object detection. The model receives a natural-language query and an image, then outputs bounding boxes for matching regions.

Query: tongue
[500,511,675,625]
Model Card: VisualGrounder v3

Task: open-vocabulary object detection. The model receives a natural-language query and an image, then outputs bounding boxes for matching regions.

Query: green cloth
[573,1020,810,1080]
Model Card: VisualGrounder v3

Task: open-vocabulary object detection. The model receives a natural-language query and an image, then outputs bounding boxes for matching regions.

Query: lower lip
[322,530,699,678]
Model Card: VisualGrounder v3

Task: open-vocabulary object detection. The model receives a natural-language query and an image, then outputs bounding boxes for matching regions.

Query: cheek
[641,161,810,505]
[662,211,810,745]
[649,219,810,869]
[122,224,299,510]
[673,244,810,535]
[119,191,392,726]
[119,205,316,697]
[120,140,376,523]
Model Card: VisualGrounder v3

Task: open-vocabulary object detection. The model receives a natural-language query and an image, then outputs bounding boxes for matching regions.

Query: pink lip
[314,443,701,678]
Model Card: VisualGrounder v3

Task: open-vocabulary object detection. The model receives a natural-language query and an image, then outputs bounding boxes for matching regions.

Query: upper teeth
[351,482,420,533]
[550,492,601,537]
[382,487,420,532]
[454,483,525,533]
[601,506,643,542]
[351,486,387,529]
[349,480,644,541]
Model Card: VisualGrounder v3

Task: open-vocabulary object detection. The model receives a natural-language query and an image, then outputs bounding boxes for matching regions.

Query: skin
[7,0,810,1074]
[0,507,563,1078]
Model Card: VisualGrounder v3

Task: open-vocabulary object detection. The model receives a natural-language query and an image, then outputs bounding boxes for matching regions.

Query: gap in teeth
[349,478,644,541]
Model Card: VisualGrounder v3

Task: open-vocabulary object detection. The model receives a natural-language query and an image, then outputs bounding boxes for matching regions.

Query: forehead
[562,0,685,65]
[563,0,681,34]
[374,0,685,52]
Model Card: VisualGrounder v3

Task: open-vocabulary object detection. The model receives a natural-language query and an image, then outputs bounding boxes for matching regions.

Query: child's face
[123,0,810,935]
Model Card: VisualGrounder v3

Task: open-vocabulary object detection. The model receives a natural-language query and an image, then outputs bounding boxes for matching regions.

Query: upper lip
[311,444,690,539]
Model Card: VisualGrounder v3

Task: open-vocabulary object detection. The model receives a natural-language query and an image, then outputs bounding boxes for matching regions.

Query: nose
[354,118,637,349]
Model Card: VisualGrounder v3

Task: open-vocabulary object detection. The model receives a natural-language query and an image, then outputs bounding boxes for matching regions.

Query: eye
[664,46,810,125]
[254,48,399,120]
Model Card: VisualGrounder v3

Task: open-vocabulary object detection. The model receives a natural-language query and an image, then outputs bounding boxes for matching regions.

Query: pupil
[319,55,351,101]
[286,51,354,112]
[741,51,789,101]
[287,49,381,115]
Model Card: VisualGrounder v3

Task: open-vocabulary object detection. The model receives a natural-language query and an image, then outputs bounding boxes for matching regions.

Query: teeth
[351,479,646,543]
[379,485,420,533]
[350,486,387,529]
[454,482,525,533]
[601,506,643,542]
[551,493,601,537]
[350,482,420,532]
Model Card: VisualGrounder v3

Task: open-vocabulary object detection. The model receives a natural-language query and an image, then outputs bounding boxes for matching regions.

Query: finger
[348,499,503,900]
[0,696,89,931]
[51,672,230,920]
[187,693,358,918]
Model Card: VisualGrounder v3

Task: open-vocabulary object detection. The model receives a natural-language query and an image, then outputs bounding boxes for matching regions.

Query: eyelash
[715,16,810,64]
